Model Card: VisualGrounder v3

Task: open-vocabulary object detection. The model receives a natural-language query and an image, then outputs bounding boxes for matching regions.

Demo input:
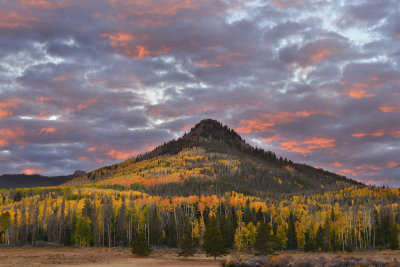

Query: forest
[0,186,399,255]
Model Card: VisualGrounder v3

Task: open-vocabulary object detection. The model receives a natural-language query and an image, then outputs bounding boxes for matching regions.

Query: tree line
[0,186,399,256]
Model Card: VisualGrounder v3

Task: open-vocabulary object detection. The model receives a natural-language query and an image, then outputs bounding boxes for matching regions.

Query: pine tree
[164,212,177,247]
[388,221,399,250]
[203,216,227,259]
[304,230,314,251]
[132,232,152,256]
[286,210,297,249]
[220,213,235,248]
[178,230,196,258]
[243,200,253,224]
[254,222,275,254]
[316,225,324,251]
[116,198,126,246]
[82,198,92,219]
[323,215,332,251]
[149,205,161,246]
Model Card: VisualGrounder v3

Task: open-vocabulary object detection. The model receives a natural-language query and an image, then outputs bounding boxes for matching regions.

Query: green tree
[254,222,276,254]
[316,225,324,251]
[203,216,227,259]
[73,217,93,246]
[0,212,11,243]
[330,208,335,222]
[178,230,196,258]
[149,205,161,246]
[82,198,92,218]
[388,221,399,250]
[116,198,126,246]
[132,232,152,256]
[164,213,177,247]
[303,230,314,251]
[220,213,235,248]
[323,215,332,251]
[286,210,297,249]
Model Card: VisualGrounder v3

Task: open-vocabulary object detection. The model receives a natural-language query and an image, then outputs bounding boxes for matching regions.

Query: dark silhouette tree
[286,210,297,249]
[203,216,227,259]
[316,225,324,251]
[178,228,196,259]
[389,220,399,250]
[132,232,152,256]
[304,230,314,251]
[254,222,276,254]
[220,212,235,248]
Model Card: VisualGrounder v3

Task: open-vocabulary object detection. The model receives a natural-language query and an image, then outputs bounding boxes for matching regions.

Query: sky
[0,0,399,187]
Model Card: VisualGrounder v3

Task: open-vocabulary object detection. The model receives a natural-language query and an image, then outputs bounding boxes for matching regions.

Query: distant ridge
[0,171,85,189]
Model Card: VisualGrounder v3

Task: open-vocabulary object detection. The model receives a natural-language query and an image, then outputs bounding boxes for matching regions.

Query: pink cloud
[280,137,335,155]
[22,168,44,175]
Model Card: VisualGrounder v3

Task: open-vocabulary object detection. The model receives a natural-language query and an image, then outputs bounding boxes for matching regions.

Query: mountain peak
[135,119,250,161]
[69,118,361,193]
[182,119,243,143]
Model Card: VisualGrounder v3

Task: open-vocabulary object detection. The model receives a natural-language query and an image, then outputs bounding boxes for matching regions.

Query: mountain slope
[66,119,362,196]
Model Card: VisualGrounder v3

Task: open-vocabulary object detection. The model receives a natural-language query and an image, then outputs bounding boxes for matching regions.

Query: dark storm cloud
[0,0,399,187]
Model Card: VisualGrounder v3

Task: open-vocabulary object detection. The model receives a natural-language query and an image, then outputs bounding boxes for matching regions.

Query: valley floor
[1,248,400,267]
[0,247,220,267]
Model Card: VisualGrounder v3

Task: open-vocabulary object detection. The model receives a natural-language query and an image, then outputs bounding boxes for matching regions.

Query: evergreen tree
[203,216,227,259]
[304,230,314,251]
[388,221,399,250]
[345,237,354,252]
[323,215,332,251]
[316,225,324,251]
[148,205,160,246]
[254,222,275,254]
[91,200,99,247]
[178,229,196,258]
[82,198,92,219]
[243,200,253,224]
[116,198,126,246]
[220,213,235,248]
[164,212,177,247]
[286,210,297,249]
[132,232,152,256]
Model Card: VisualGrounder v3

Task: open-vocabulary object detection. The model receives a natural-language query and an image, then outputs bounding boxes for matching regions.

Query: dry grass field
[0,247,221,267]
[0,248,399,267]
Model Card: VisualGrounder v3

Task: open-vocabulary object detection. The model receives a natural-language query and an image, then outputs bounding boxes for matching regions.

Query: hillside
[66,119,361,196]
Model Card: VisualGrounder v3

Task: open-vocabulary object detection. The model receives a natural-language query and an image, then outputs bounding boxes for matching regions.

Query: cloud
[0,0,398,187]
[280,137,335,155]
[39,127,57,134]
[0,11,38,28]
[0,99,19,120]
[0,127,26,147]
[352,129,400,138]
[272,0,303,9]
[21,168,44,175]
[236,110,332,134]
[379,105,400,112]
